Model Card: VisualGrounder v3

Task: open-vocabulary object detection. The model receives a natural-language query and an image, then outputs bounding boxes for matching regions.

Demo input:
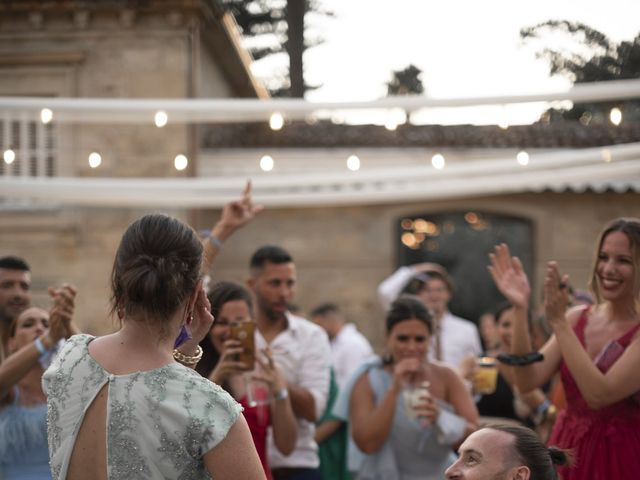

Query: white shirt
[377,265,482,368]
[330,323,374,390]
[431,311,482,367]
[255,312,332,469]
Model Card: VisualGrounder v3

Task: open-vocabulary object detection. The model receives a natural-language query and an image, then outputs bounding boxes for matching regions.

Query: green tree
[521,21,640,123]
[387,64,425,96]
[221,0,330,97]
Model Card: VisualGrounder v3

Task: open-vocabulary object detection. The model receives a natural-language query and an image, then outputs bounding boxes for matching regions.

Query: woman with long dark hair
[489,218,640,479]
[197,281,297,479]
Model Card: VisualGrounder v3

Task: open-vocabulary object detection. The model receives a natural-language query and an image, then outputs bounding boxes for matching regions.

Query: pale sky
[248,0,640,125]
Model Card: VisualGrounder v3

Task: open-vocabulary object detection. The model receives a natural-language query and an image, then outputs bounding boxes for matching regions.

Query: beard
[257,296,287,322]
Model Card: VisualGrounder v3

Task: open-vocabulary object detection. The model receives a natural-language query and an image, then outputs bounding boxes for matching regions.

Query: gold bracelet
[173,345,203,366]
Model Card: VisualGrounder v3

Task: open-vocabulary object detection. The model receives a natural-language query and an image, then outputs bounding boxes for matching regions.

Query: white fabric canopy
[1,79,639,124]
[2,143,638,208]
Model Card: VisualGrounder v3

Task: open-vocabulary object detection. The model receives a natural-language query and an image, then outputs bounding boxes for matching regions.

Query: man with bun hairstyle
[445,424,571,479]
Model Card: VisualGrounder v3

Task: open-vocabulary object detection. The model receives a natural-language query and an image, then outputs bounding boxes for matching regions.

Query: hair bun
[548,446,573,467]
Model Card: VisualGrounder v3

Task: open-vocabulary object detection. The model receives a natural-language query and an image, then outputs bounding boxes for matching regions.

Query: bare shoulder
[566,304,590,327]
[430,361,463,386]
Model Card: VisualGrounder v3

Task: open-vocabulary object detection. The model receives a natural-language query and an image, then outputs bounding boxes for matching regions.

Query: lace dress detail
[43,334,242,480]
[549,308,640,480]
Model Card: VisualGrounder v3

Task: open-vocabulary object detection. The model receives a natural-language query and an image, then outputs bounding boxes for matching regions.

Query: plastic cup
[402,381,430,420]
[474,357,498,395]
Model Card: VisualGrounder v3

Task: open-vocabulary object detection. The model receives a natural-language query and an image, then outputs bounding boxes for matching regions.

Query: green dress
[43,334,242,480]
[317,368,351,480]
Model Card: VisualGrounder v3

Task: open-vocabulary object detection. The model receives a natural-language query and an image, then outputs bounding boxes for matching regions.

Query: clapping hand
[544,261,571,328]
[47,284,76,343]
[488,243,531,309]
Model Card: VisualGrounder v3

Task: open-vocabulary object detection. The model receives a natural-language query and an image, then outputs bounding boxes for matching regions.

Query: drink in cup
[474,356,498,395]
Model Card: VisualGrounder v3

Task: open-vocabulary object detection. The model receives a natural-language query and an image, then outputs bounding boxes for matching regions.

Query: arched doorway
[396,211,534,324]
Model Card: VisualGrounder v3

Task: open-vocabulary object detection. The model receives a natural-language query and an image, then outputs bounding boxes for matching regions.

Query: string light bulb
[269,113,284,130]
[516,151,529,166]
[609,107,622,126]
[174,154,188,171]
[3,149,15,164]
[260,155,274,171]
[155,111,168,128]
[431,153,445,170]
[347,154,361,171]
[88,152,102,168]
[40,108,53,124]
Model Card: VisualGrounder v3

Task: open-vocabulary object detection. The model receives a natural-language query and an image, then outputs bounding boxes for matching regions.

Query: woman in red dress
[197,281,297,479]
[489,218,640,480]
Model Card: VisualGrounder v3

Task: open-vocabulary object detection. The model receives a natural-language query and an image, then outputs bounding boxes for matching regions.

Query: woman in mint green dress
[43,213,265,480]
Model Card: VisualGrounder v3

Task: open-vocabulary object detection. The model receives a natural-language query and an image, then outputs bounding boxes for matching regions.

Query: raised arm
[545,262,640,409]
[488,244,561,392]
[0,285,75,399]
[200,181,263,275]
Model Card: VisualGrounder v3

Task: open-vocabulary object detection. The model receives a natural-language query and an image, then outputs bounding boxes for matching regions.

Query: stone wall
[197,191,639,352]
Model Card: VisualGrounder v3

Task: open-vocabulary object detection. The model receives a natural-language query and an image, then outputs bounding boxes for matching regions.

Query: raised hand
[254,347,287,395]
[47,284,76,343]
[488,243,531,309]
[190,286,214,344]
[209,339,248,384]
[215,180,264,238]
[544,261,571,328]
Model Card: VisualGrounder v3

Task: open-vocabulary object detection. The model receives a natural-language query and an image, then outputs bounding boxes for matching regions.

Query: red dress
[239,396,273,480]
[549,308,640,480]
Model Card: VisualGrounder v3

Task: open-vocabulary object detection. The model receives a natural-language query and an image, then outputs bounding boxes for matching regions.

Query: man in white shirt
[310,302,374,390]
[248,245,331,480]
[377,263,481,369]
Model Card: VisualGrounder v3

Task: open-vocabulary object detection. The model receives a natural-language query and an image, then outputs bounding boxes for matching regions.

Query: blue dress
[0,388,51,479]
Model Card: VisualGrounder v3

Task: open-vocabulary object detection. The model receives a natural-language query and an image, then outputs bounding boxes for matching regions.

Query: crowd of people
[0,183,638,480]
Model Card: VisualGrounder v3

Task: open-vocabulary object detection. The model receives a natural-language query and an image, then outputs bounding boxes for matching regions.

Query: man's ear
[246,276,255,291]
[512,466,530,480]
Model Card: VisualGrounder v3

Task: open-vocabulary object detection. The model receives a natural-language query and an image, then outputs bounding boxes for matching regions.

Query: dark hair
[386,295,433,335]
[0,256,30,272]
[589,217,640,306]
[487,424,572,479]
[493,301,513,323]
[250,245,293,271]
[197,281,254,378]
[310,302,339,318]
[109,214,202,330]
[423,269,454,293]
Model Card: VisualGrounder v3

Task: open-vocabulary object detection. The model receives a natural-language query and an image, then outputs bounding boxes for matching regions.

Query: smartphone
[229,321,255,370]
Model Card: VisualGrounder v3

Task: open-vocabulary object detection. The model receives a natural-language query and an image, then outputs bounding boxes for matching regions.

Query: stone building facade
[0,1,265,333]
[0,2,638,351]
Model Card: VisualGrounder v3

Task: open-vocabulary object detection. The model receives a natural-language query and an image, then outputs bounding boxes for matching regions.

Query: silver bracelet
[274,388,289,401]
[208,235,223,250]
[34,337,48,356]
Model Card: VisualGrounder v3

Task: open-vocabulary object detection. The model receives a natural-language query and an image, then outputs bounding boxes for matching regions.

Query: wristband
[496,351,544,366]
[34,337,48,356]
[208,235,223,250]
[274,388,289,401]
